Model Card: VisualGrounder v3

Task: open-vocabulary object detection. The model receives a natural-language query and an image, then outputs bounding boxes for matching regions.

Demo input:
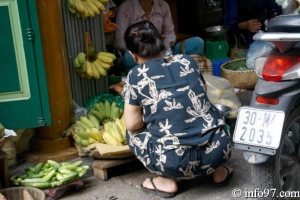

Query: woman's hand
[239,19,262,33]
[108,81,125,95]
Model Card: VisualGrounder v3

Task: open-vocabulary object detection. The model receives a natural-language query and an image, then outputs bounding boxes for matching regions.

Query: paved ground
[59,147,254,200]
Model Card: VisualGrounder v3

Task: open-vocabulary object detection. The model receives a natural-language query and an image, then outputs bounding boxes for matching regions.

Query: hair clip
[131,31,140,37]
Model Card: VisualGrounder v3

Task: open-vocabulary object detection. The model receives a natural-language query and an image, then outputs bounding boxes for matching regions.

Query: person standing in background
[223,0,282,46]
[114,0,205,72]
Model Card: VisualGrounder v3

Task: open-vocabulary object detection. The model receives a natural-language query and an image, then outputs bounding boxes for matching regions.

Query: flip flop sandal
[214,165,233,187]
[141,178,175,198]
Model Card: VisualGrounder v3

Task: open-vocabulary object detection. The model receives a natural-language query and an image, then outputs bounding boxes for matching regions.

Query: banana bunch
[68,0,108,18]
[74,50,116,79]
[89,100,124,123]
[71,115,105,147]
[102,118,126,146]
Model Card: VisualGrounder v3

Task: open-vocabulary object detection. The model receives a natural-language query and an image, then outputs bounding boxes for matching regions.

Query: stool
[0,150,9,188]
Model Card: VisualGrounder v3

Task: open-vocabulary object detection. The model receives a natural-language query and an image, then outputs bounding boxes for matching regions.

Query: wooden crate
[92,157,137,181]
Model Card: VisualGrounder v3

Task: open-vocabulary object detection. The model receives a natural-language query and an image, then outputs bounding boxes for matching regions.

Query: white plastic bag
[246,41,274,69]
[203,74,242,118]
[73,100,88,120]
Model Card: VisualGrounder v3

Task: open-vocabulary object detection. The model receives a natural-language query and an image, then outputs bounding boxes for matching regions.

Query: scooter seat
[267,14,300,33]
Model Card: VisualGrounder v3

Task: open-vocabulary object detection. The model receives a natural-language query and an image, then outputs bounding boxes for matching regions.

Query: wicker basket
[220,58,258,89]
[0,187,46,200]
[25,148,79,163]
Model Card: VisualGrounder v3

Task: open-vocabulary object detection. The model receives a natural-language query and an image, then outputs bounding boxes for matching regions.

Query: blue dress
[123,54,231,180]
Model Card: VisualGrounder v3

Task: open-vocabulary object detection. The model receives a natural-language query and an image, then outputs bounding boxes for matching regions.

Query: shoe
[141,178,175,198]
[214,165,233,187]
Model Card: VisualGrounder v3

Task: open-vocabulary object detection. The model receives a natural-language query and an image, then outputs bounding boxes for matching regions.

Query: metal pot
[204,25,228,37]
[214,104,231,118]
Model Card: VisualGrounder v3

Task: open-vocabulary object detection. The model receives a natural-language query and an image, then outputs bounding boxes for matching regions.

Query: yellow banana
[97,1,106,11]
[81,7,89,18]
[96,53,114,64]
[115,118,126,139]
[85,60,94,77]
[86,0,100,15]
[98,0,109,4]
[91,0,103,10]
[90,61,100,79]
[91,128,104,143]
[94,60,107,76]
[82,0,95,17]
[103,131,122,146]
[75,0,85,13]
[111,121,125,143]
[98,52,116,60]
[85,127,97,141]
[96,58,112,70]
[89,137,98,144]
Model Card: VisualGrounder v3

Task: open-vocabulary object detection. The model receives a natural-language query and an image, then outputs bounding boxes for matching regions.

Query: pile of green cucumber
[10,159,89,188]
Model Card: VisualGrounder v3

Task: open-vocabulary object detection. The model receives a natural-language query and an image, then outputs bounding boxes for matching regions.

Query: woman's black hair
[124,20,166,58]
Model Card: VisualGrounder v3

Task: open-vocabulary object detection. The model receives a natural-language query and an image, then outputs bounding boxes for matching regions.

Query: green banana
[110,101,118,120]
[77,52,86,65]
[104,100,111,120]
[98,101,106,118]
[75,120,90,129]
[80,116,95,128]
[89,108,103,122]
[88,113,100,129]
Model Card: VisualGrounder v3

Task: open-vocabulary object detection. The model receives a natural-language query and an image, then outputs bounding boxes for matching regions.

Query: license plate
[233,107,285,149]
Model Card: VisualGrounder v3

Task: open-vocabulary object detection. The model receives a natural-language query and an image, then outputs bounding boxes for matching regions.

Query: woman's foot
[142,176,178,194]
[212,165,234,185]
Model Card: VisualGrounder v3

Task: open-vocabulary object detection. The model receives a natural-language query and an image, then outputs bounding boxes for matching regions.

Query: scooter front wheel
[251,107,300,200]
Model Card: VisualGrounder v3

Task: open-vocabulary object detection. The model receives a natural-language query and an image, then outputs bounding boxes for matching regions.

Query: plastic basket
[0,187,46,200]
[220,58,258,89]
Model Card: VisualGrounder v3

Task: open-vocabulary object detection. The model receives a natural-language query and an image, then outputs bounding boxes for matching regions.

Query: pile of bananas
[69,100,126,147]
[68,0,108,18]
[74,48,116,79]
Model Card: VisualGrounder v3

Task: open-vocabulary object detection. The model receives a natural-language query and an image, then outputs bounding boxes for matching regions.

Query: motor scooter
[233,14,300,200]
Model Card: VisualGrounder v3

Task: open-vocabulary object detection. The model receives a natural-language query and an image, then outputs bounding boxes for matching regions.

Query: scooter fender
[242,151,271,164]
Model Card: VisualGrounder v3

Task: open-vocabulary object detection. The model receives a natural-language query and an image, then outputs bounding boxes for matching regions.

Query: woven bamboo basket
[220,58,258,89]
[0,187,46,200]
[25,148,79,163]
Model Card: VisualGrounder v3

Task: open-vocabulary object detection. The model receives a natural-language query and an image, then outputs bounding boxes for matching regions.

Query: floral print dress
[123,54,231,180]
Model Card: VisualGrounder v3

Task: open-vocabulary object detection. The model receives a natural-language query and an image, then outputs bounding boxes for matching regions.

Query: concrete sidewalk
[60,148,253,200]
